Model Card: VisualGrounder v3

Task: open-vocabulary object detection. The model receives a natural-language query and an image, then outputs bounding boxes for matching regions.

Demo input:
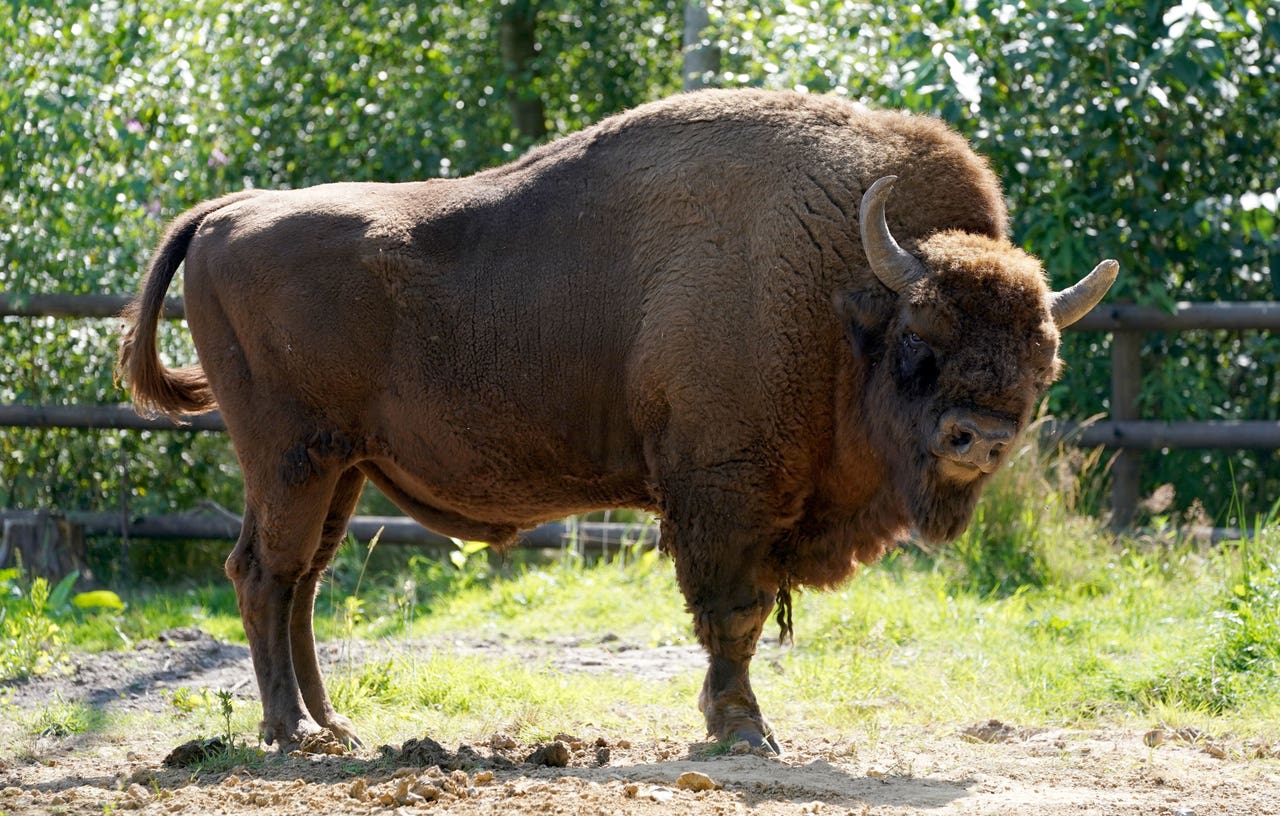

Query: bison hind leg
[289,466,368,748]
[226,464,366,751]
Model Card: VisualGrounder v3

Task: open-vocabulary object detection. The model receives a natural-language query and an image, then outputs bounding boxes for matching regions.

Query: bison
[118,89,1117,754]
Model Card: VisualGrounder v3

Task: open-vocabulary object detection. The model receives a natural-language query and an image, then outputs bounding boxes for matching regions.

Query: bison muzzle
[117,89,1116,754]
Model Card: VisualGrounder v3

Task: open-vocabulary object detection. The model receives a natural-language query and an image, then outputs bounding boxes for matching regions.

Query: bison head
[836,176,1117,542]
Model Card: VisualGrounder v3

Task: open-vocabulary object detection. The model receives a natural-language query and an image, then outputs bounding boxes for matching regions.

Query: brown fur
[116,89,1100,751]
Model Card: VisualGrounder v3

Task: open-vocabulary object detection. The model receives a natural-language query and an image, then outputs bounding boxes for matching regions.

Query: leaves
[71,590,126,611]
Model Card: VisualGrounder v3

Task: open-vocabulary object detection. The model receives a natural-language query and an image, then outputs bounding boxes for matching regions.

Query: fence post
[0,511,91,584]
[1110,330,1142,527]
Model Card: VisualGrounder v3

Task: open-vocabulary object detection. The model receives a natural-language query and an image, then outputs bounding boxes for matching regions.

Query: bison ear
[832,287,895,361]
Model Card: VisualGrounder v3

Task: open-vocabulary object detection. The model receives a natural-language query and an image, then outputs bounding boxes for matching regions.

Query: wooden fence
[3,293,1279,534]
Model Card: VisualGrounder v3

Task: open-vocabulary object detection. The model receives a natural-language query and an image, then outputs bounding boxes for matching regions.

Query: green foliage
[0,568,130,678]
[1129,525,1280,713]
[0,571,64,680]
[27,696,102,737]
[941,418,1112,595]
[164,685,210,716]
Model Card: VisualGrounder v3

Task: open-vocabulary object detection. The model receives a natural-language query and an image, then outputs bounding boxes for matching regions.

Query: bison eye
[895,331,937,397]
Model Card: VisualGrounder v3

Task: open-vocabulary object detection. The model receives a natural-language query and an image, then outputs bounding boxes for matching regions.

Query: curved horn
[860,175,928,293]
[1049,259,1119,328]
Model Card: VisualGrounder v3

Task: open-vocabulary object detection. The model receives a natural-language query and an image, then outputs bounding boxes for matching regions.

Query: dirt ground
[2,629,1279,815]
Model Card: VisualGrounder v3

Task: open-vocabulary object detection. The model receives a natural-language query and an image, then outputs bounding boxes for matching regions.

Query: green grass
[310,521,1280,745]
[323,650,701,747]
[26,696,105,737]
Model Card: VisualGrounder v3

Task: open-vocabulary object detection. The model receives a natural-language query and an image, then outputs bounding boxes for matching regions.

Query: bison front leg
[692,585,779,753]
[662,507,782,754]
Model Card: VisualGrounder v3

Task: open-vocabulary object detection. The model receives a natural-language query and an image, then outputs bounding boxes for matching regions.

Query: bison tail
[115,190,261,419]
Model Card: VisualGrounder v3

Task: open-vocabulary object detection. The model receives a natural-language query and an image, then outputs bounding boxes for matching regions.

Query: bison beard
[116,89,1116,755]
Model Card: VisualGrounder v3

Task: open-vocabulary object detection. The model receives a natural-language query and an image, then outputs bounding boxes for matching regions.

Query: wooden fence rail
[0,508,657,553]
[1070,300,1280,524]
[4,294,1278,530]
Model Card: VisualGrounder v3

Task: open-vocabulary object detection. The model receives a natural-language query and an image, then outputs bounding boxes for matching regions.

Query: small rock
[622,783,639,798]
[347,778,367,800]
[595,746,611,766]
[1174,726,1207,743]
[960,719,1018,744]
[121,783,151,810]
[730,740,752,755]
[410,779,442,801]
[489,732,518,751]
[675,771,719,792]
[393,777,425,805]
[647,787,675,804]
[525,741,570,767]
[1143,729,1166,748]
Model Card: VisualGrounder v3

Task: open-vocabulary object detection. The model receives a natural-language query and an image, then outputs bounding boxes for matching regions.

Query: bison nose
[931,410,1016,474]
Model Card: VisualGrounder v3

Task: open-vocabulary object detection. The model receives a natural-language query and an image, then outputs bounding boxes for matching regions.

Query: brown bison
[118,89,1116,753]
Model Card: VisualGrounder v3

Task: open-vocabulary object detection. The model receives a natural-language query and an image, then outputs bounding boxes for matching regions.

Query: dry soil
[2,629,1278,815]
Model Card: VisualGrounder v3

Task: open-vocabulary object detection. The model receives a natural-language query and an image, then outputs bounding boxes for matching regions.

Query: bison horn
[860,175,928,293]
[1048,259,1120,328]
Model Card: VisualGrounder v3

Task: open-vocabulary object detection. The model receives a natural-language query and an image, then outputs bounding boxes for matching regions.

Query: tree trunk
[682,0,720,91]
[1,512,91,584]
[499,0,548,141]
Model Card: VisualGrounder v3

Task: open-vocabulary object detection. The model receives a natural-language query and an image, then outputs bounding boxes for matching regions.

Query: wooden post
[1110,330,1142,528]
[0,511,91,584]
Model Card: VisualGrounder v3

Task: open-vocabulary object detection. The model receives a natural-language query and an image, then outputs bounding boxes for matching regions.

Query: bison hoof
[733,728,782,756]
[264,716,324,753]
[323,713,364,750]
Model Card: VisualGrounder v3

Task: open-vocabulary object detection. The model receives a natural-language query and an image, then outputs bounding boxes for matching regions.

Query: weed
[1129,524,1280,714]
[28,696,100,737]
[331,657,398,716]
[164,686,209,716]
[216,689,235,743]
[0,571,63,680]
